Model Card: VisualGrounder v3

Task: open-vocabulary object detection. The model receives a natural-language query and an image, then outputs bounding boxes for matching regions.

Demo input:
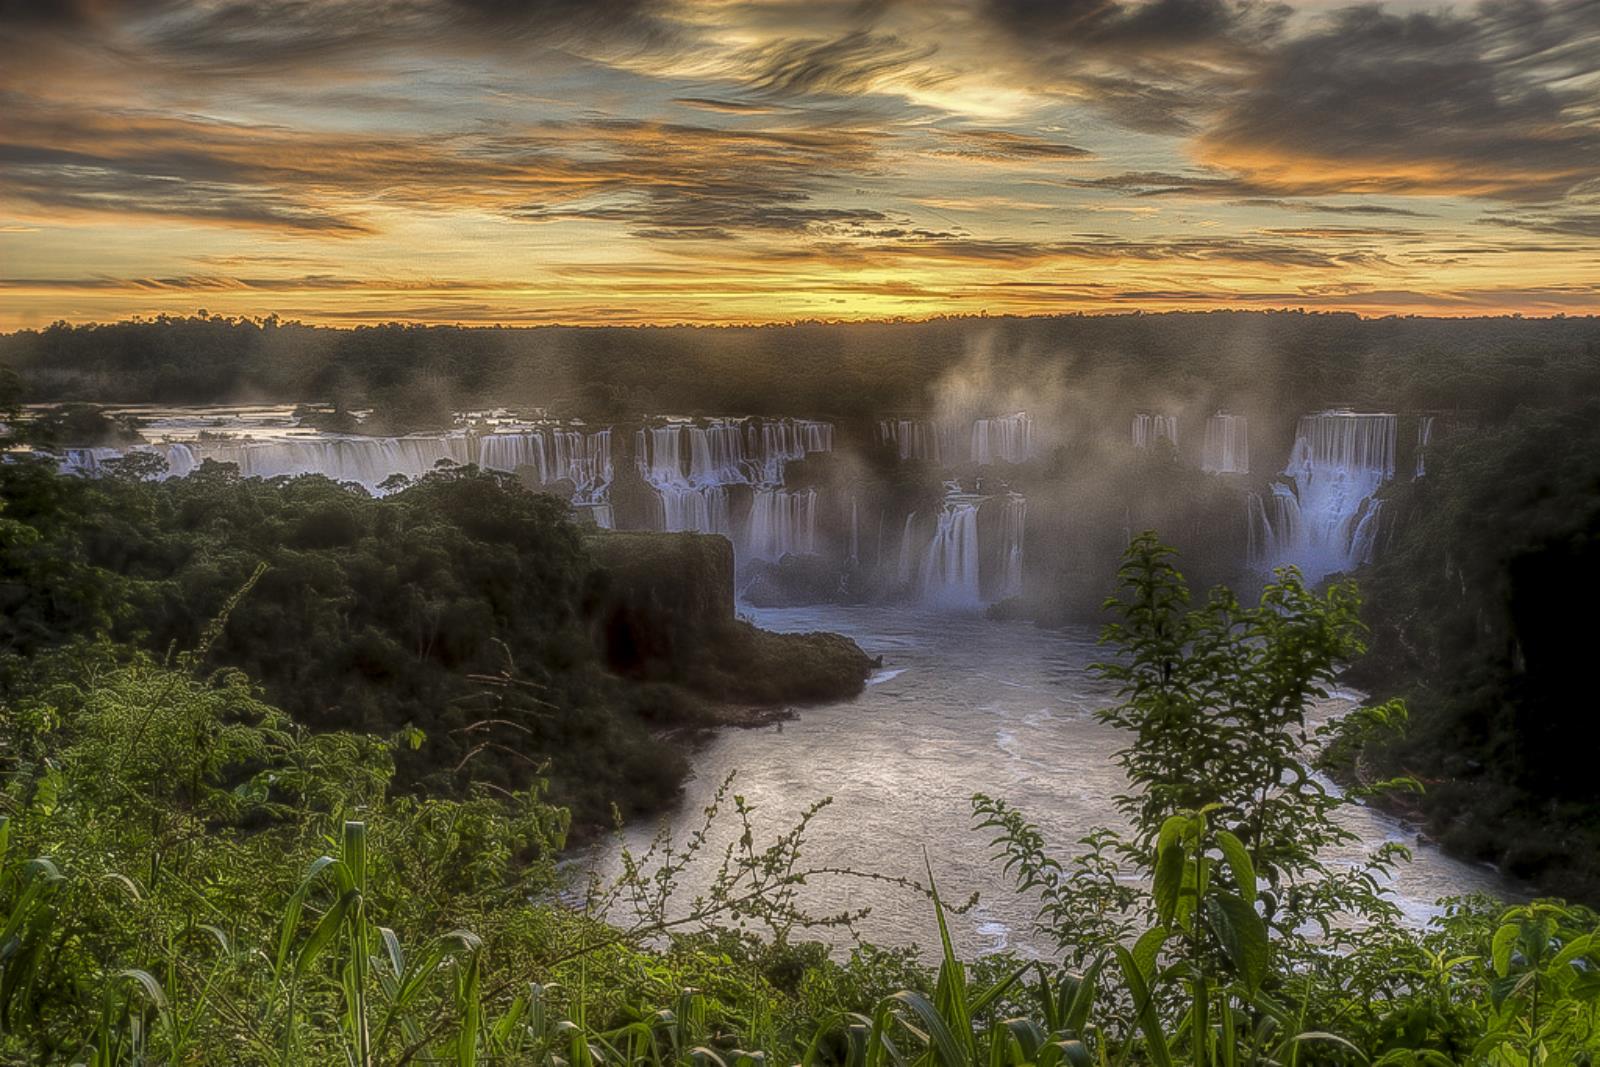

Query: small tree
[1097,533,1412,934]
[979,533,1415,998]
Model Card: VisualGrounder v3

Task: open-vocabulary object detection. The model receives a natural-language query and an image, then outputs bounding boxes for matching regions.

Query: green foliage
[0,463,864,833]
[971,536,1600,1067]
[4,494,1600,1063]
[0,646,883,1063]
[980,535,1410,986]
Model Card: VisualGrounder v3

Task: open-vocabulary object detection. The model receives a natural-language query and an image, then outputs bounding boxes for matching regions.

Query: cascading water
[688,421,748,485]
[636,426,687,485]
[1132,413,1178,450]
[478,432,540,475]
[662,485,732,535]
[63,435,475,490]
[64,426,625,505]
[970,413,1034,465]
[879,419,949,463]
[1415,416,1434,478]
[58,447,137,476]
[1202,414,1249,474]
[896,513,919,587]
[747,488,818,561]
[920,495,982,608]
[636,425,729,535]
[1252,411,1396,582]
[997,493,1026,599]
[635,418,832,550]
[480,428,613,500]
[752,419,832,483]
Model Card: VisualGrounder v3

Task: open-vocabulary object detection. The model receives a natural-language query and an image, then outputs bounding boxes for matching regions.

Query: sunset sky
[2,0,1597,328]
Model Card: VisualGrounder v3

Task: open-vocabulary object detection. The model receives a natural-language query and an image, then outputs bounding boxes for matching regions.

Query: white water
[880,418,951,463]
[754,419,832,484]
[971,413,1035,465]
[1202,414,1249,474]
[57,406,616,500]
[592,605,1510,956]
[480,428,614,505]
[896,512,919,588]
[1415,416,1435,478]
[997,494,1026,599]
[634,419,832,550]
[64,435,475,491]
[1252,412,1396,582]
[684,422,746,485]
[635,423,734,536]
[884,414,1035,465]
[747,488,819,561]
[1132,413,1178,450]
[920,496,983,608]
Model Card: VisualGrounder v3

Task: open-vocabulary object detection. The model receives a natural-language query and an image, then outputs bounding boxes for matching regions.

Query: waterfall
[997,493,1026,599]
[160,443,199,477]
[637,425,722,534]
[879,419,948,463]
[1253,411,1397,581]
[687,421,748,485]
[920,496,982,608]
[970,413,1034,465]
[1202,414,1249,473]
[61,435,477,490]
[746,487,818,561]
[478,432,541,474]
[480,428,613,502]
[1415,416,1435,478]
[1246,491,1271,565]
[87,425,616,501]
[896,512,919,586]
[658,484,732,535]
[636,426,688,486]
[751,418,832,483]
[57,448,125,475]
[1133,413,1178,450]
[636,418,831,545]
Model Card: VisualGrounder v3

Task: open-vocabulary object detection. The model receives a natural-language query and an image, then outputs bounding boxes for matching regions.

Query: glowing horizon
[3,0,1597,329]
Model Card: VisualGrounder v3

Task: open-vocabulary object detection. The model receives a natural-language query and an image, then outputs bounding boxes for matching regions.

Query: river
[587,603,1510,959]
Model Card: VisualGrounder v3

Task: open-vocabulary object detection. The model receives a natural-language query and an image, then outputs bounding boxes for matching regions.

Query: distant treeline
[4,312,1599,425]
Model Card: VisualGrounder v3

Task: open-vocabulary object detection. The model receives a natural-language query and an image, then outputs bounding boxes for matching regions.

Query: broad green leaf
[1131,926,1168,984]
[1207,893,1269,992]
[1214,830,1256,903]
[1490,923,1518,978]
[1153,841,1185,927]
[294,888,359,980]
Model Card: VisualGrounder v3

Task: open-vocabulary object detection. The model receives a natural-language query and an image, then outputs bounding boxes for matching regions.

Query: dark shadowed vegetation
[1351,400,1600,897]
[0,457,870,833]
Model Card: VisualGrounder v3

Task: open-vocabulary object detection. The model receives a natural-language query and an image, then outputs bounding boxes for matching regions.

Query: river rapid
[589,603,1509,959]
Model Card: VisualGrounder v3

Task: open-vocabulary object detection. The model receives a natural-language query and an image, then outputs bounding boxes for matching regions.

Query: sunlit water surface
[586,604,1509,958]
